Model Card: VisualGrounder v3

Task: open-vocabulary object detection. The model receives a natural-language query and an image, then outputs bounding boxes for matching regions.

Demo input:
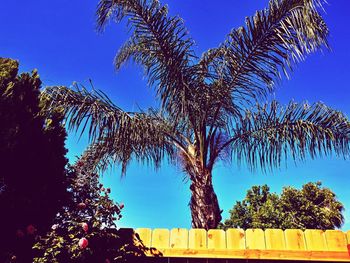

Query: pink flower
[75,161,84,167]
[81,222,88,233]
[119,203,124,209]
[26,224,36,235]
[77,202,86,209]
[78,237,88,249]
[51,224,59,230]
[16,229,24,238]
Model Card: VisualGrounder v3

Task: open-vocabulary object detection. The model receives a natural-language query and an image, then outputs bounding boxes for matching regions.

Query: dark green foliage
[280,182,344,229]
[220,182,344,230]
[33,160,146,262]
[0,58,69,262]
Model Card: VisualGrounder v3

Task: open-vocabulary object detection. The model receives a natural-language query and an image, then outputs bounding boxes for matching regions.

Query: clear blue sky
[1,0,349,230]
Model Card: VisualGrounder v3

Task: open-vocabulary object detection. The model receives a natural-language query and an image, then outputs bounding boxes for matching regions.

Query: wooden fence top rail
[128,228,350,262]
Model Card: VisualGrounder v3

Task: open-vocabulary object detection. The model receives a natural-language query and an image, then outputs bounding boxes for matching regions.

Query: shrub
[34,160,146,262]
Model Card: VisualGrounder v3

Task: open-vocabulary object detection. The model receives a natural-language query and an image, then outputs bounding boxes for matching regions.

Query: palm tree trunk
[189,170,222,229]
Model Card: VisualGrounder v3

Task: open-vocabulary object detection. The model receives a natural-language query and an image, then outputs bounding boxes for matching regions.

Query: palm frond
[113,36,142,70]
[221,101,350,170]
[97,0,196,121]
[199,0,329,101]
[44,85,128,142]
[43,85,179,173]
[80,121,175,175]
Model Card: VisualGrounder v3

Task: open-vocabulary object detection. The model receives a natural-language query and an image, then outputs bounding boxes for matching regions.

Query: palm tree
[45,0,350,229]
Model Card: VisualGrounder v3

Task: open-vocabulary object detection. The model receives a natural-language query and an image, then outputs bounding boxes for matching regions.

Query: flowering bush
[33,161,145,262]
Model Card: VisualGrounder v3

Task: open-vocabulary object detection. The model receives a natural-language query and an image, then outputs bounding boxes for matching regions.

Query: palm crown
[45,0,350,229]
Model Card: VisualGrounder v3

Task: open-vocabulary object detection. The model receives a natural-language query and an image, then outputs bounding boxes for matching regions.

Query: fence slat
[226,228,245,250]
[152,229,170,248]
[207,229,226,249]
[135,228,152,247]
[285,229,306,251]
[304,229,327,251]
[170,228,188,249]
[245,229,265,249]
[189,229,207,249]
[325,230,347,252]
[265,229,285,250]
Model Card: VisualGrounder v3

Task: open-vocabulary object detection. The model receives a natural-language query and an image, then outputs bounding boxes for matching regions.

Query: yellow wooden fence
[131,228,350,262]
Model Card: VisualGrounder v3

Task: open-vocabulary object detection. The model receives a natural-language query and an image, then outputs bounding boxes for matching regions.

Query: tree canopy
[220,182,344,230]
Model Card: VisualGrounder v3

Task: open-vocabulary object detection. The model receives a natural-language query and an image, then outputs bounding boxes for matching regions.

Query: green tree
[33,159,145,263]
[220,185,283,230]
[220,182,344,230]
[280,182,344,229]
[0,58,69,262]
[45,0,350,229]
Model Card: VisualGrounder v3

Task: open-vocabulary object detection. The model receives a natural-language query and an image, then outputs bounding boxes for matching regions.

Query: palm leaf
[80,124,176,175]
[199,0,329,101]
[220,101,350,170]
[96,0,196,122]
[43,85,179,173]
